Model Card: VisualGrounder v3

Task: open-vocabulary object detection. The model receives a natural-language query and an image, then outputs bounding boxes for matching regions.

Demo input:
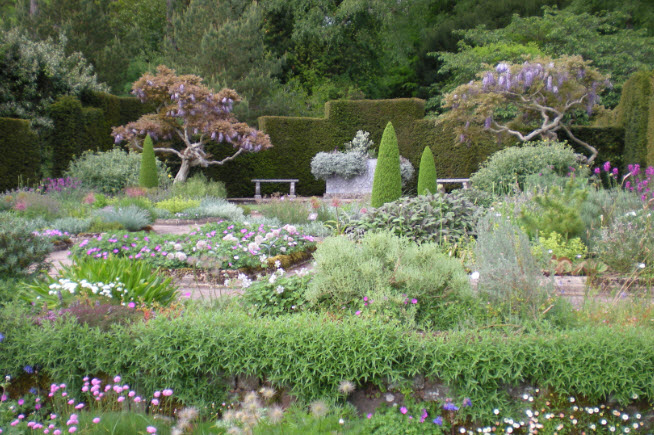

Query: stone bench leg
[254,181,261,199]
[289,182,296,198]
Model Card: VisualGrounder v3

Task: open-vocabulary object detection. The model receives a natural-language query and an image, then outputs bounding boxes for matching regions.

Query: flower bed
[68,220,317,272]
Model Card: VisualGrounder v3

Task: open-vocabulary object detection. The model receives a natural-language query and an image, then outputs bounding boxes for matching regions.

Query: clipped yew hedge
[616,71,654,167]
[0,118,41,191]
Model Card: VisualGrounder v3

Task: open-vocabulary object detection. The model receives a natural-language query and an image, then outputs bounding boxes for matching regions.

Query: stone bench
[252,179,299,199]
[437,178,471,189]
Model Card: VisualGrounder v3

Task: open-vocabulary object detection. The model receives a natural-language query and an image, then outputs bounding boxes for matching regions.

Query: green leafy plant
[346,192,479,245]
[417,147,437,195]
[470,141,582,195]
[533,232,588,262]
[181,197,245,221]
[170,172,227,199]
[242,269,311,317]
[371,122,402,207]
[24,256,178,308]
[139,134,159,188]
[50,217,92,235]
[519,176,588,240]
[155,196,201,215]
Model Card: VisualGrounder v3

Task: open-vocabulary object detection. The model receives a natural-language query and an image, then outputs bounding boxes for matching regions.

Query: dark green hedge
[207,98,623,198]
[46,92,149,177]
[566,126,625,168]
[1,310,652,411]
[0,118,40,191]
[617,71,654,167]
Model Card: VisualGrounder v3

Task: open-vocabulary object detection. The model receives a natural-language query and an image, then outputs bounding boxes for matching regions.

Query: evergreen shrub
[0,118,40,192]
[371,122,402,207]
[417,146,437,195]
[470,141,582,195]
[139,134,158,188]
[0,214,52,277]
[617,71,654,167]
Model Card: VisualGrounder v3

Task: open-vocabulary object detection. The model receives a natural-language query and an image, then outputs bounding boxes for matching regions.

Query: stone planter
[325,159,376,198]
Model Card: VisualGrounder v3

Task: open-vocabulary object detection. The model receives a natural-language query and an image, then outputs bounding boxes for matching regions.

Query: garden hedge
[0,118,41,192]
[205,99,624,198]
[1,309,652,415]
[616,70,654,167]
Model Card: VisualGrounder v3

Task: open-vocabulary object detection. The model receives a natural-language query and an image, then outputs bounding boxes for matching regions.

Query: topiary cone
[139,134,158,188]
[417,146,437,195]
[371,122,402,207]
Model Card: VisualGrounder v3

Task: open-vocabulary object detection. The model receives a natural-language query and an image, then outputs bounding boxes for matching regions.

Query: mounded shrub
[417,146,437,195]
[0,214,52,277]
[66,148,170,194]
[139,134,158,188]
[470,141,582,195]
[371,122,402,207]
[346,191,479,245]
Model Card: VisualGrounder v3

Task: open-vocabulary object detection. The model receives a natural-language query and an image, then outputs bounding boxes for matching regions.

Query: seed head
[310,400,329,419]
[259,387,276,400]
[338,380,355,395]
[268,405,284,424]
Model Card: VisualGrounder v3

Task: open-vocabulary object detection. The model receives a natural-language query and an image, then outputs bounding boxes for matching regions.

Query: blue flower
[23,365,34,374]
[29,388,38,395]
[462,397,472,407]
[0,333,4,342]
[443,402,459,411]
[433,416,443,425]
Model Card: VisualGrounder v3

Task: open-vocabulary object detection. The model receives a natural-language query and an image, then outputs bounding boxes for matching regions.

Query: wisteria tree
[442,56,611,163]
[112,65,272,183]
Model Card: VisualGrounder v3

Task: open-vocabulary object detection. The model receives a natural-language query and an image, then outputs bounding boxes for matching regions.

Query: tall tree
[112,66,272,183]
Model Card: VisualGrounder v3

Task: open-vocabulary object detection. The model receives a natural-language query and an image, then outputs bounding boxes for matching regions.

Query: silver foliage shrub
[93,205,152,231]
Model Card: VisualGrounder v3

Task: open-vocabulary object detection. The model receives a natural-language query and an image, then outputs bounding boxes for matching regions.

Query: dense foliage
[371,122,402,207]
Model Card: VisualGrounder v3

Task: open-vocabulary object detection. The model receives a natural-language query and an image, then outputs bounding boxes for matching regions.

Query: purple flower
[462,397,472,407]
[603,161,611,172]
[24,365,34,374]
[612,167,619,176]
[411,298,418,304]
[400,406,408,415]
[593,167,600,175]
[433,416,443,425]
[0,332,4,342]
[443,401,459,411]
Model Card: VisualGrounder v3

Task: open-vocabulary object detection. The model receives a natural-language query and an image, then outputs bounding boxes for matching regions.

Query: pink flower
[411,298,418,304]
[92,417,101,424]
[67,399,74,405]
[603,161,611,172]
[355,311,361,316]
[128,302,136,308]
[117,396,125,402]
[162,389,173,397]
[68,428,77,433]
[151,399,159,406]
[114,376,121,383]
[146,426,157,434]
[18,399,24,405]
[75,403,84,409]
[153,391,161,398]
[400,406,408,415]
[367,413,373,419]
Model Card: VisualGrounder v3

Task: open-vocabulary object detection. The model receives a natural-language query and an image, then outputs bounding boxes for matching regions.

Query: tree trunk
[174,158,191,183]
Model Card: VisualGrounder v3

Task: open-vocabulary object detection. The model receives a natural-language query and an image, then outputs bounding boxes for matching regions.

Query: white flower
[175,252,187,261]
[638,263,646,269]
[308,213,318,221]
[268,274,277,284]
[470,271,480,280]
[174,243,182,251]
[233,255,239,260]
[276,286,284,294]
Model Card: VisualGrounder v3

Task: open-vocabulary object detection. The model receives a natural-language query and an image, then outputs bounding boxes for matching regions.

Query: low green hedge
[1,308,651,415]
[0,118,41,191]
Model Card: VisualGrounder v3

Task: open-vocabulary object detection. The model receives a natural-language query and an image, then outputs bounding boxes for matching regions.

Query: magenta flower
[411,298,418,304]
[603,161,611,172]
[355,311,361,316]
[400,406,407,414]
[593,167,600,175]
[162,389,173,397]
[146,426,157,434]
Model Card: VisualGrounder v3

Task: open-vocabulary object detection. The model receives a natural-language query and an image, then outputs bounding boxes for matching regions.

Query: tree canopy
[112,66,272,183]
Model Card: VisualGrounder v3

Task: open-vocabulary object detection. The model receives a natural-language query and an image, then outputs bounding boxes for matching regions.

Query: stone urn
[325,159,376,198]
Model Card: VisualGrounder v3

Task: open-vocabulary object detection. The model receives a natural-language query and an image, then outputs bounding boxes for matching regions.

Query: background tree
[0,29,107,131]
[434,7,654,109]
[442,56,609,163]
[112,66,272,183]
[371,122,402,208]
[417,147,437,195]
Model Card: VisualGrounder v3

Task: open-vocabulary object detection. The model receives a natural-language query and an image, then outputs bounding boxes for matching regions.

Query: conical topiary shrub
[371,122,402,208]
[417,146,437,195]
[139,134,158,188]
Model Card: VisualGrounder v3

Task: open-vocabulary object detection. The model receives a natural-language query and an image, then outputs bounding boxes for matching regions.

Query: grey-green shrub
[593,207,654,275]
[474,213,554,320]
[310,150,368,180]
[170,172,227,199]
[93,206,152,231]
[0,214,52,276]
[579,188,643,247]
[183,198,244,221]
[66,148,171,194]
[50,217,91,234]
[346,191,479,244]
[470,141,582,195]
[306,231,472,328]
